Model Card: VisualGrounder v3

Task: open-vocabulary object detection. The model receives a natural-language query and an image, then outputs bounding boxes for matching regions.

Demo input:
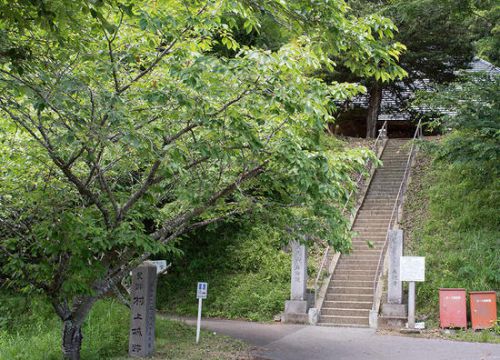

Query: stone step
[371,178,404,183]
[352,240,385,245]
[328,286,374,295]
[351,235,387,239]
[336,263,379,271]
[325,293,373,302]
[352,228,389,234]
[360,208,395,213]
[349,247,383,252]
[365,195,399,200]
[340,254,380,260]
[373,172,405,177]
[362,196,397,200]
[350,247,383,253]
[321,300,373,310]
[368,187,401,192]
[360,205,396,211]
[351,240,385,244]
[370,178,404,181]
[361,200,397,205]
[378,164,406,167]
[363,194,398,199]
[356,210,393,216]
[350,250,385,256]
[370,183,402,188]
[351,235,387,240]
[340,258,380,266]
[380,157,408,161]
[351,234,387,239]
[354,219,391,225]
[372,173,405,177]
[318,315,370,326]
[365,191,400,196]
[331,279,374,287]
[317,322,370,328]
[331,273,374,281]
[351,238,386,243]
[362,201,397,206]
[380,157,407,161]
[350,248,383,253]
[356,207,393,212]
[320,307,371,317]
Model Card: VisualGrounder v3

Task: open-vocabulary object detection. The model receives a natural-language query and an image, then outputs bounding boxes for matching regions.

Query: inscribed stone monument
[129,262,157,357]
[387,230,403,304]
[284,240,308,320]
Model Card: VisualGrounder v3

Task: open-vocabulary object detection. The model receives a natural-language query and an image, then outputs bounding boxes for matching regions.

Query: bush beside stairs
[319,139,410,327]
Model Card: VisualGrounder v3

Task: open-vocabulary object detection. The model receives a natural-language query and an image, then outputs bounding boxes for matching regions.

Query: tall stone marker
[290,240,307,301]
[284,241,308,322]
[387,230,403,304]
[129,262,157,357]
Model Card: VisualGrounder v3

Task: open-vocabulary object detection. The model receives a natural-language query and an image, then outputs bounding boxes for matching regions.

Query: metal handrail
[371,118,423,310]
[313,121,388,306]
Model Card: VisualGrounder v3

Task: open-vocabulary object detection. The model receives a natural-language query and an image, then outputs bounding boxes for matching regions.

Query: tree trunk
[62,320,83,360]
[366,82,382,138]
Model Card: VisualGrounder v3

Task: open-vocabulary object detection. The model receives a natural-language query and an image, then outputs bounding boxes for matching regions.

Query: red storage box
[470,291,497,330]
[439,288,467,328]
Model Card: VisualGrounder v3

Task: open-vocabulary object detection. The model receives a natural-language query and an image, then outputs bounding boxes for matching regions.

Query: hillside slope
[401,142,500,324]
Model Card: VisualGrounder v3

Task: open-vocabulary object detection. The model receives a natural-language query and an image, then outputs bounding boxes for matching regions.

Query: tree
[344,0,476,137]
[416,72,500,170]
[0,1,404,358]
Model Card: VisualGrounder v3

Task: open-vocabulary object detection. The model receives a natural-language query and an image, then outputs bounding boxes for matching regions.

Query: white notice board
[197,282,208,299]
[400,256,425,282]
[149,260,168,274]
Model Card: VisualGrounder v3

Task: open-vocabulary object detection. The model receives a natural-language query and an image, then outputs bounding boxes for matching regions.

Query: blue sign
[197,282,208,299]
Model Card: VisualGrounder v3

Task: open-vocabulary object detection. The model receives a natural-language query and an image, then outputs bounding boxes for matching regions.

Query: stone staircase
[318,139,410,327]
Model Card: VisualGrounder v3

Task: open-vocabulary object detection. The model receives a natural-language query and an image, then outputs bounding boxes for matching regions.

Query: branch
[97,167,119,215]
[153,162,266,241]
[116,2,210,94]
[116,160,160,222]
[0,69,67,123]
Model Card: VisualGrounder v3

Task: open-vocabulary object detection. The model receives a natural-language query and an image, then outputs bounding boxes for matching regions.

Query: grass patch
[0,294,248,359]
[443,327,500,344]
[156,219,291,322]
[402,145,500,324]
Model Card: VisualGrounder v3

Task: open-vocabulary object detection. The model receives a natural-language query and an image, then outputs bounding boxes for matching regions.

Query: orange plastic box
[470,291,497,330]
[439,288,467,328]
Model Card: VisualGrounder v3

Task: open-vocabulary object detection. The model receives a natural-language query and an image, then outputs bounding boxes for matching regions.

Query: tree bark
[62,320,83,360]
[366,82,382,138]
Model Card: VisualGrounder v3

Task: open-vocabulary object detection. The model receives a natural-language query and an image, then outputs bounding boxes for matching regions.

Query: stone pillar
[387,230,403,304]
[129,262,157,357]
[380,230,407,328]
[283,241,308,323]
[290,240,307,301]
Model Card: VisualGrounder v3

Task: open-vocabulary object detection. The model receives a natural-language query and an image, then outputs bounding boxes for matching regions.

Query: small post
[195,282,207,344]
[408,281,416,328]
[196,297,202,343]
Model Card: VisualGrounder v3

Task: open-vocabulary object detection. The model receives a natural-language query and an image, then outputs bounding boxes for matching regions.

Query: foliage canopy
[0,1,405,357]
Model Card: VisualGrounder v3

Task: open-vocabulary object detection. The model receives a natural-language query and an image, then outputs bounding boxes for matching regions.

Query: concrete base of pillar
[281,312,309,324]
[382,303,407,317]
[379,303,408,329]
[285,300,308,314]
[283,300,309,324]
